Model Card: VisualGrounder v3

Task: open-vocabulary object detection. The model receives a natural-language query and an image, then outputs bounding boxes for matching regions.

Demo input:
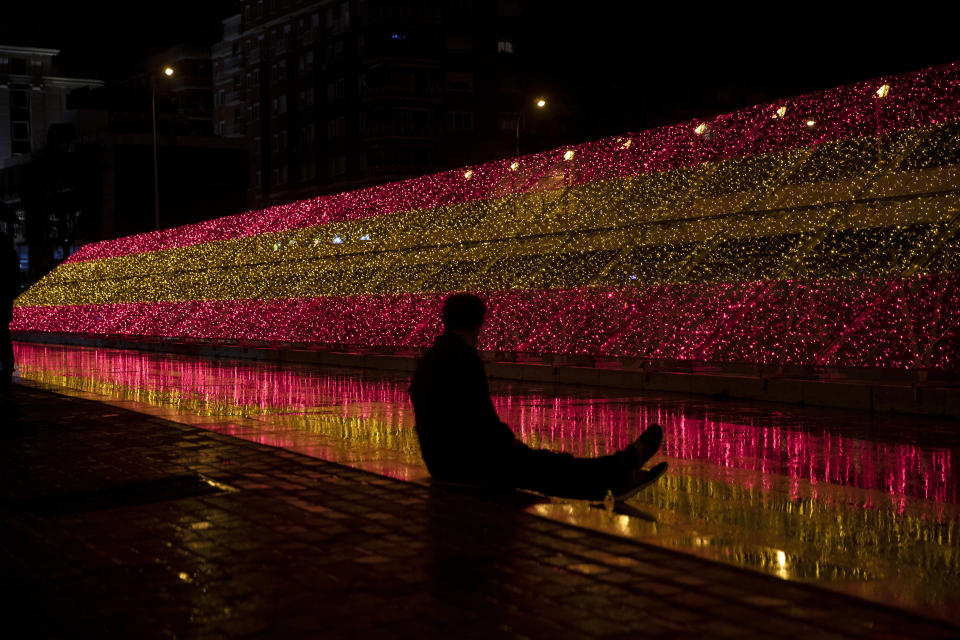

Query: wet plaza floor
[11,342,960,624]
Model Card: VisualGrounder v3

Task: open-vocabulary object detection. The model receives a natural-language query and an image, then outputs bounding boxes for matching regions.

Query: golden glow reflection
[12,341,960,622]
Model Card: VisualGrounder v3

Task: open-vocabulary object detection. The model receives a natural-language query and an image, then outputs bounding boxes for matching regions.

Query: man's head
[442,293,486,343]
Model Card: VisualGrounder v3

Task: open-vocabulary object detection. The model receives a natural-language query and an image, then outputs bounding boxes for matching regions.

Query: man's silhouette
[410,293,667,501]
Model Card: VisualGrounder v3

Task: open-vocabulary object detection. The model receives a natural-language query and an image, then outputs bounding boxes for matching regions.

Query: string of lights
[12,62,960,371]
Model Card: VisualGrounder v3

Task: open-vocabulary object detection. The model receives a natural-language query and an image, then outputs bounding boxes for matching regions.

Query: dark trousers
[496,441,637,501]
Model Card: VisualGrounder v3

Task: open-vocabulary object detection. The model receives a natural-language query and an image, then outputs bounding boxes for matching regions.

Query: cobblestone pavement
[1,384,957,639]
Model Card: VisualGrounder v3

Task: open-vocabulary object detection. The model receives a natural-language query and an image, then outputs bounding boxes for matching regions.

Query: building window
[444,72,473,93]
[272,98,279,114]
[327,78,344,102]
[279,165,288,184]
[280,94,287,113]
[11,121,30,154]
[217,89,225,106]
[327,116,345,139]
[305,50,314,66]
[447,111,474,131]
[445,33,472,50]
[497,40,514,54]
[499,114,519,132]
[251,103,260,120]
[304,87,314,105]
[328,154,346,176]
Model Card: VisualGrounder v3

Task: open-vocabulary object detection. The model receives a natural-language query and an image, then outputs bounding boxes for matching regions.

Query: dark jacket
[409,332,516,481]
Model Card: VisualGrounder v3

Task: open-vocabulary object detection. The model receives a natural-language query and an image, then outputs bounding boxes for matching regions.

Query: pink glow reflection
[14,342,957,506]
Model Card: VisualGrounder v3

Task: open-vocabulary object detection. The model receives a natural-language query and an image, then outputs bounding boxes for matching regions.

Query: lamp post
[515,96,547,157]
[152,65,175,231]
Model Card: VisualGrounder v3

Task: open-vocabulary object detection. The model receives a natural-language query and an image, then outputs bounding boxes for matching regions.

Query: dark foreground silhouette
[409,293,666,502]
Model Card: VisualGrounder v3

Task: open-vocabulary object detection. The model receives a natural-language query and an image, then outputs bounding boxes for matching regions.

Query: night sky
[2,2,957,140]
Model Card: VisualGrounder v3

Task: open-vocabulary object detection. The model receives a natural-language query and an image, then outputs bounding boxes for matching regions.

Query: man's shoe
[612,461,668,502]
[631,424,663,468]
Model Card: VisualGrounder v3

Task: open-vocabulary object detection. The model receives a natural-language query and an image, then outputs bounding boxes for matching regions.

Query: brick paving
[0,383,957,639]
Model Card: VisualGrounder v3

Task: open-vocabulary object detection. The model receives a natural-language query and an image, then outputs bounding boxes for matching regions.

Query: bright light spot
[178,572,191,582]
[620,139,632,150]
[563,149,575,161]
[876,84,890,98]
[694,123,708,135]
[535,97,547,108]
[772,105,787,119]
[163,66,175,77]
[463,170,473,180]
[360,233,371,241]
[313,238,320,246]
[509,161,519,171]
[805,119,817,128]
[332,235,344,244]
[272,243,280,251]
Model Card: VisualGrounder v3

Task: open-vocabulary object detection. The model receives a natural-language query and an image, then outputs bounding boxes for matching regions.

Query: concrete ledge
[12,332,960,418]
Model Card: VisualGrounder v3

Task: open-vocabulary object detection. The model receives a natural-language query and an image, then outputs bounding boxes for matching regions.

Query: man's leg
[501,442,638,501]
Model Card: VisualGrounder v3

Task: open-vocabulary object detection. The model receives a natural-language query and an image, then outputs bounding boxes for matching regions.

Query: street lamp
[152,66,175,230]
[516,96,547,157]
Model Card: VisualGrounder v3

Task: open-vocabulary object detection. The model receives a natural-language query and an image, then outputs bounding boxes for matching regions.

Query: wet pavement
[10,341,960,626]
[4,384,959,639]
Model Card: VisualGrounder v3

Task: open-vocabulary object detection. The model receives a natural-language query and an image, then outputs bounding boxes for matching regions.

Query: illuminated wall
[12,62,960,371]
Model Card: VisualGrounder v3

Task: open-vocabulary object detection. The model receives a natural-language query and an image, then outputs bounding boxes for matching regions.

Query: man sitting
[409,293,667,501]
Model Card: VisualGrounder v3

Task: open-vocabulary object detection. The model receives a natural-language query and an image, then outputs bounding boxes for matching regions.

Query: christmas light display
[12,62,960,370]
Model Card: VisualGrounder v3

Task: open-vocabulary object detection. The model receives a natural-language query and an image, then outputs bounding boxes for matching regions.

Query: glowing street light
[805,119,817,128]
[876,84,890,98]
[152,65,175,230]
[516,95,548,157]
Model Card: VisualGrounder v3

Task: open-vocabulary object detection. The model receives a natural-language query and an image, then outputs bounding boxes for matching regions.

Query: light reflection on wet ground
[12,342,960,622]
